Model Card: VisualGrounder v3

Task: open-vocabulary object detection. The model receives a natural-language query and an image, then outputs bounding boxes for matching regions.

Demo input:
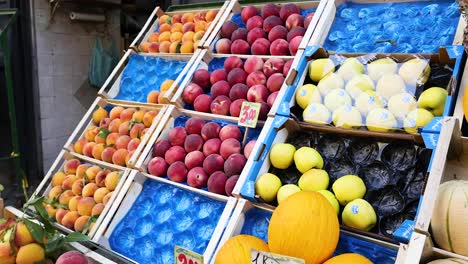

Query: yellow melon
[214,235,269,264]
[431,180,468,255]
[268,191,339,264]
[323,253,373,264]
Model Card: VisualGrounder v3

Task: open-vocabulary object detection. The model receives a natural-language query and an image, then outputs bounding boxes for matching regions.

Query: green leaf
[45,236,65,254]
[23,196,44,209]
[64,232,89,243]
[98,127,110,139]
[33,202,55,233]
[82,215,98,235]
[23,218,44,243]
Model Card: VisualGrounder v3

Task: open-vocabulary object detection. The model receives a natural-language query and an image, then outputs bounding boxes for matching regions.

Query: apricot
[68,196,82,211]
[118,121,130,136]
[159,15,171,24]
[75,164,89,179]
[63,159,80,174]
[206,10,217,22]
[101,147,116,163]
[92,107,108,125]
[94,187,110,203]
[95,170,110,187]
[55,208,69,224]
[51,171,66,187]
[92,143,105,160]
[159,23,171,33]
[14,221,34,247]
[84,126,98,142]
[193,31,204,42]
[172,14,182,23]
[73,138,87,154]
[102,191,113,206]
[120,108,136,122]
[132,110,147,123]
[171,23,183,33]
[130,123,146,139]
[82,142,96,158]
[74,215,90,233]
[180,41,194,54]
[147,91,160,104]
[61,211,80,229]
[105,172,120,191]
[159,41,171,53]
[85,166,100,181]
[109,106,124,120]
[108,118,122,133]
[142,111,157,127]
[45,204,57,217]
[169,41,182,53]
[195,21,206,32]
[0,241,12,258]
[158,90,171,104]
[159,31,171,42]
[160,79,175,92]
[105,132,119,146]
[48,186,63,200]
[125,150,134,167]
[92,203,105,216]
[183,31,195,43]
[194,12,206,22]
[149,32,159,43]
[61,175,78,189]
[82,183,98,197]
[59,190,74,205]
[139,42,150,53]
[71,180,83,196]
[77,197,96,216]
[170,32,183,42]
[112,149,129,166]
[16,243,45,264]
[181,13,194,23]
[115,135,131,150]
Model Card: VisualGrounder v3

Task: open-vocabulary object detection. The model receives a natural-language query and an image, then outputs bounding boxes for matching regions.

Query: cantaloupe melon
[323,253,373,264]
[427,258,468,264]
[214,235,269,264]
[430,180,468,255]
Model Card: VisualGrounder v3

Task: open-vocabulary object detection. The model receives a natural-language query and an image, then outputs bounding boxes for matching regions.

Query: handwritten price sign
[251,249,305,264]
[174,246,203,264]
[238,102,261,128]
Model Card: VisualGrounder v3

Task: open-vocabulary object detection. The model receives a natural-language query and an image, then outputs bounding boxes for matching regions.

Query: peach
[225,175,240,196]
[112,149,129,166]
[192,69,211,89]
[85,166,100,181]
[77,197,96,216]
[59,190,74,205]
[82,142,96,158]
[68,196,82,211]
[149,42,159,53]
[289,36,303,56]
[185,150,205,170]
[167,161,188,182]
[183,83,204,104]
[244,56,264,74]
[160,15,171,24]
[103,191,113,205]
[45,204,57,217]
[105,171,120,191]
[101,147,116,163]
[152,139,171,157]
[106,132,119,146]
[251,38,270,55]
[246,16,263,31]
[220,21,238,39]
[227,68,247,86]
[73,138,87,154]
[201,122,221,140]
[52,171,66,187]
[110,106,124,120]
[194,94,212,113]
[94,131,106,144]
[286,14,304,30]
[184,134,204,152]
[263,58,285,77]
[194,21,206,32]
[267,91,279,108]
[230,99,247,117]
[246,71,267,87]
[159,41,171,53]
[261,3,280,19]
[230,39,250,55]
[92,107,108,125]
[149,33,159,43]
[279,3,300,21]
[172,14,182,24]
[140,42,150,52]
[61,175,78,190]
[74,215,90,232]
[183,22,195,33]
[94,187,110,203]
[283,59,293,76]
[55,208,69,224]
[16,244,45,264]
[259,102,269,120]
[115,135,131,150]
[241,5,258,23]
[56,251,89,264]
[183,31,195,42]
[266,73,285,92]
[120,108,135,122]
[210,69,227,85]
[185,117,205,135]
[171,23,183,33]
[85,126,98,142]
[187,167,208,188]
[62,211,80,229]
[127,138,141,152]
[244,140,257,159]
[209,96,234,116]
[231,28,248,41]
[143,111,157,127]
[247,84,269,103]
[304,12,314,28]
[95,170,110,187]
[269,25,288,42]
[64,159,80,174]
[219,125,242,141]
[247,28,266,45]
[130,123,145,139]
[224,56,243,73]
[92,203,105,216]
[215,38,232,54]
[181,41,194,53]
[170,32,183,43]
[125,149,133,166]
[193,31,204,42]
[14,221,34,247]
[224,153,247,176]
[148,157,168,177]
[203,154,224,175]
[203,138,222,156]
[211,80,230,98]
[92,143,105,160]
[99,118,111,129]
[263,16,282,32]
[132,110,147,123]
[76,165,89,179]
[229,84,249,101]
[168,127,187,146]
[165,146,186,165]
[270,39,289,55]
[118,121,130,136]
[208,171,228,195]
[159,24,171,34]
[220,138,241,159]
[181,13,194,23]
[82,183,98,197]
[169,41,181,53]
[206,10,217,22]
[71,180,83,196]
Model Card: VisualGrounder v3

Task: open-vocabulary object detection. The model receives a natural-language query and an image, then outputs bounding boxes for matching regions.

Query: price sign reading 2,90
[174,246,203,264]
[238,102,261,128]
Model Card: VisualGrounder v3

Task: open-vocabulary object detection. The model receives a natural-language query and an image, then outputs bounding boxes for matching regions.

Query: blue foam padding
[109,179,226,264]
[324,1,459,53]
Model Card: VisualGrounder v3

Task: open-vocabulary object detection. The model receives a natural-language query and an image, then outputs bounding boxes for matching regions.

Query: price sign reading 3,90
[238,102,261,128]
[174,246,203,264]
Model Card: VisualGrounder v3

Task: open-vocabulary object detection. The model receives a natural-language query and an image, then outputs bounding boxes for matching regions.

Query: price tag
[174,246,203,264]
[251,249,305,264]
[238,102,261,128]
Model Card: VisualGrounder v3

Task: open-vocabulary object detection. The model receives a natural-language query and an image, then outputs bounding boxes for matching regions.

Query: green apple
[332,105,362,129]
[277,184,301,204]
[309,58,335,82]
[376,74,407,101]
[332,175,366,206]
[295,84,321,109]
[317,73,344,95]
[368,58,398,81]
[303,103,331,125]
[355,90,384,116]
[387,92,417,120]
[255,173,282,203]
[294,147,324,173]
[398,58,430,86]
[270,143,296,169]
[403,108,434,134]
[324,88,352,112]
[366,108,397,132]
[298,169,329,191]
[317,190,340,215]
[337,57,365,81]
[418,87,448,116]
[345,74,375,99]
[342,198,377,231]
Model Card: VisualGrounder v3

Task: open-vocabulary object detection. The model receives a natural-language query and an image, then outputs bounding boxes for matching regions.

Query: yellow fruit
[398,58,430,86]
[214,235,269,264]
[332,175,366,206]
[298,169,329,191]
[303,103,331,125]
[317,190,340,215]
[268,191,339,263]
[324,253,373,264]
[309,58,335,82]
[277,184,301,204]
[342,199,376,231]
[269,143,295,169]
[294,147,323,173]
[295,84,321,109]
[255,173,282,203]
[14,221,34,247]
[92,107,108,125]
[160,79,175,92]
[16,243,45,264]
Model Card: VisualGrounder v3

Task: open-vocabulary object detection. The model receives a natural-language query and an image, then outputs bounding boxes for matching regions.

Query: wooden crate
[93,170,237,263]
[63,97,168,169]
[275,46,466,140]
[308,0,466,50]
[129,2,229,52]
[168,48,295,118]
[133,105,265,197]
[26,149,131,240]
[212,198,401,264]
[452,56,468,128]
[97,49,201,105]
[203,0,326,53]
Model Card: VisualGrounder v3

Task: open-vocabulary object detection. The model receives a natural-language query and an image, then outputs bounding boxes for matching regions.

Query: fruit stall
[3,0,468,263]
